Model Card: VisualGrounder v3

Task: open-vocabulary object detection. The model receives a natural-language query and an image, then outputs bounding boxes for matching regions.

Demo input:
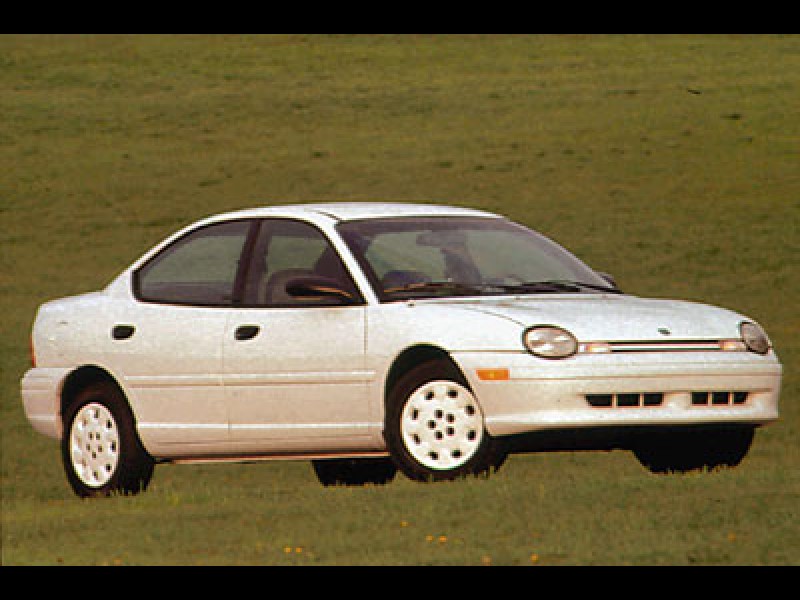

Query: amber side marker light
[29,335,36,368]
[476,368,510,381]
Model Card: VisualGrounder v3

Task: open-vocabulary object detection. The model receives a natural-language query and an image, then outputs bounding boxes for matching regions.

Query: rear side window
[135,220,251,306]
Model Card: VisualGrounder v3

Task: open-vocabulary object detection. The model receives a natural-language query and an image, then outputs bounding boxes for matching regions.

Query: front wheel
[384,360,505,482]
[62,381,154,497]
[633,426,755,474]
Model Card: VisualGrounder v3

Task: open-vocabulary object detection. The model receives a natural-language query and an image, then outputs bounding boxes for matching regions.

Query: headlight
[740,321,770,355]
[523,326,578,359]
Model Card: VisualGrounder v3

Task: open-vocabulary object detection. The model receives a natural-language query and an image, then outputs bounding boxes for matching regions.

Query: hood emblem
[658,327,671,336]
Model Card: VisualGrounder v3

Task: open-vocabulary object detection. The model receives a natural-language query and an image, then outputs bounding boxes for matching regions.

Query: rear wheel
[633,426,755,474]
[384,360,505,481]
[62,381,154,497]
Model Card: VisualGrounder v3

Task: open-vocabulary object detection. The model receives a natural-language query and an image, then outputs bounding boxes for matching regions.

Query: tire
[384,359,505,482]
[61,381,154,497]
[311,457,397,487]
[633,426,755,474]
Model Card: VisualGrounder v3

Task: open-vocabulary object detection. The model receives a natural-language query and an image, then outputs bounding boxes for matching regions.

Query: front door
[222,218,372,454]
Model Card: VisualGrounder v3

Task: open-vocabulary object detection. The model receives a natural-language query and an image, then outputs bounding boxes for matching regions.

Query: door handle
[112,324,135,340]
[235,324,260,341]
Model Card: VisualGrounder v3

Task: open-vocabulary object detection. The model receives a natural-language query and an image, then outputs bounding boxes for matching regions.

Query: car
[21,202,782,496]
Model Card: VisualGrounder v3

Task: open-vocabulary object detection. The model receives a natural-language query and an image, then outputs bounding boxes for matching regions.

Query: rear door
[110,219,254,450]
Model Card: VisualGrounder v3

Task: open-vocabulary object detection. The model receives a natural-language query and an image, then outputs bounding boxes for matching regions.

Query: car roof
[211,202,501,223]
[112,202,504,293]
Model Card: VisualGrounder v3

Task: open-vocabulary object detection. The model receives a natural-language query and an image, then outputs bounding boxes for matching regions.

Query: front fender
[367,301,525,355]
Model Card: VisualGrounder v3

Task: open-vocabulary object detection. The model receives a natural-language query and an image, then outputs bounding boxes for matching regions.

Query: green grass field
[2,34,798,565]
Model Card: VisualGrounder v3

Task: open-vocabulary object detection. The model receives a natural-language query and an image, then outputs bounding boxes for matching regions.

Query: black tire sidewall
[384,360,498,481]
[61,381,153,497]
[633,426,755,474]
[311,458,397,486]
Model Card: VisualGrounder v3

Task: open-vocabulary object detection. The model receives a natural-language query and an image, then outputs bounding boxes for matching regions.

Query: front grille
[586,391,750,408]
[586,393,664,408]
[691,391,748,406]
[608,340,723,353]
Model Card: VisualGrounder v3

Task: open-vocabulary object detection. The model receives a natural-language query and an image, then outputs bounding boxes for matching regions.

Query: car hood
[435,294,748,341]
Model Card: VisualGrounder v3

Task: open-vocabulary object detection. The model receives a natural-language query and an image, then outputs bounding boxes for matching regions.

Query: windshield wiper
[384,279,621,299]
[384,280,509,297]
[508,279,622,294]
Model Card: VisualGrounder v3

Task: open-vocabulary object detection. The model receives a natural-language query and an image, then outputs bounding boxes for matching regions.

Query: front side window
[241,219,361,307]
[135,220,252,305]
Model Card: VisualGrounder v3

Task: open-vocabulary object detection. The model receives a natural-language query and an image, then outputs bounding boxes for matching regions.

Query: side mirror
[597,272,619,290]
[285,275,356,304]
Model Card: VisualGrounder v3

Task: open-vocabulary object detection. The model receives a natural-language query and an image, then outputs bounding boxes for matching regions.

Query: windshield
[337,216,617,301]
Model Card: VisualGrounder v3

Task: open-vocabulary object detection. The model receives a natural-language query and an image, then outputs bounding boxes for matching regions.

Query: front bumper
[453,350,782,437]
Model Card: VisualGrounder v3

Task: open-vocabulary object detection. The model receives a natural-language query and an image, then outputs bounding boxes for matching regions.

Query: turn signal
[579,342,612,354]
[476,368,510,381]
[720,339,746,352]
[29,335,36,368]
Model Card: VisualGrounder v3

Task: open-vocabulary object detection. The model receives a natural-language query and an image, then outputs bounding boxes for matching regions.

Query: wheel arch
[383,344,470,407]
[60,365,132,427]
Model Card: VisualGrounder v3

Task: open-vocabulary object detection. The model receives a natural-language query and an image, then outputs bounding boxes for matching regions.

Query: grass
[1,34,798,565]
